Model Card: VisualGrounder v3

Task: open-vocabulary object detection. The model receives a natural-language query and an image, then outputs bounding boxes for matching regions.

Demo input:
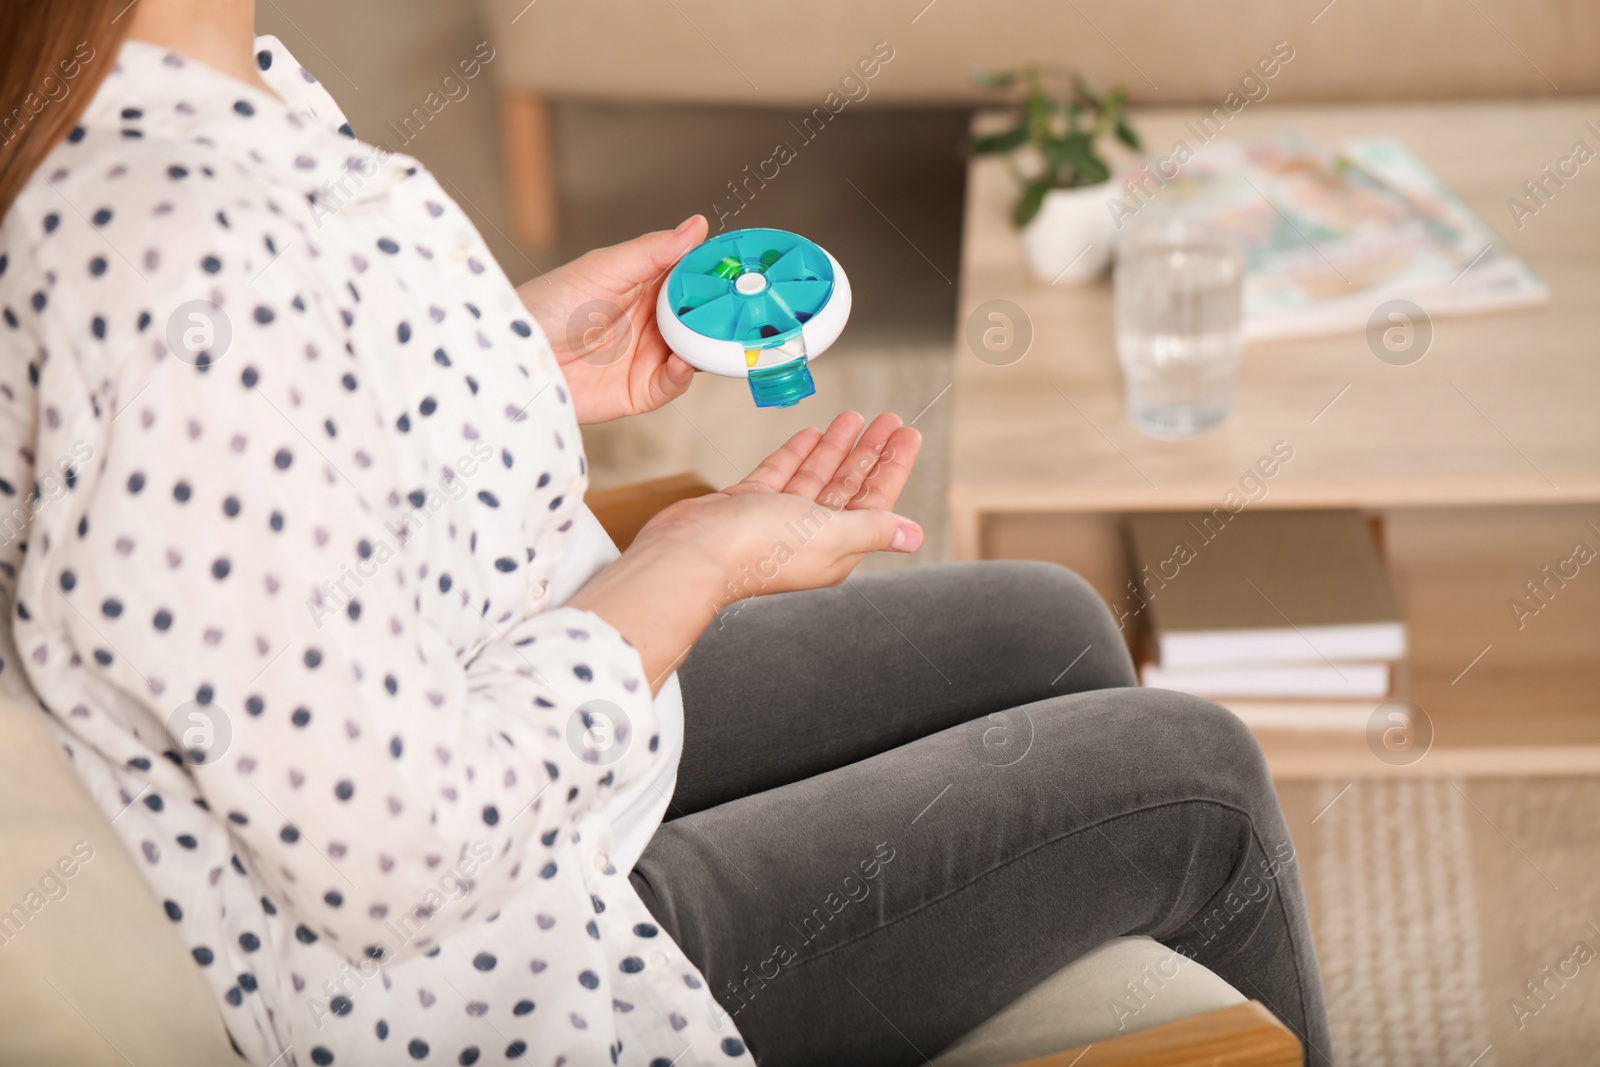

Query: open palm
[638,410,925,594]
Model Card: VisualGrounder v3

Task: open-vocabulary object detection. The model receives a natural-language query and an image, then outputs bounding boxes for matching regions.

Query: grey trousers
[631,562,1333,1067]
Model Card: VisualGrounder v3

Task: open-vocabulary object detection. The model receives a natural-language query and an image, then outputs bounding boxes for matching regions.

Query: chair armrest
[1003,1002,1302,1067]
[587,473,714,549]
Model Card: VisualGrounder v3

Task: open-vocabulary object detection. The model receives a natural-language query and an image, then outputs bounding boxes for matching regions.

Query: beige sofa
[479,0,1596,244]
[0,661,239,1065]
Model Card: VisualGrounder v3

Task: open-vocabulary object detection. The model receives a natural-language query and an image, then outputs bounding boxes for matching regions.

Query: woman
[0,2,1332,1065]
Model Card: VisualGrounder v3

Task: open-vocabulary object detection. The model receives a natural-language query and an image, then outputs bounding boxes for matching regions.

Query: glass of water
[1114,222,1245,439]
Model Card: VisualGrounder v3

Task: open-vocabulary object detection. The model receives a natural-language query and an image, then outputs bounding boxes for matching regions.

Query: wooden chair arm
[587,472,715,549]
[1002,1002,1302,1067]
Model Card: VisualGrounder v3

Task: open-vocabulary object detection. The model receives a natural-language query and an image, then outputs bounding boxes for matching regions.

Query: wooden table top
[949,100,1600,518]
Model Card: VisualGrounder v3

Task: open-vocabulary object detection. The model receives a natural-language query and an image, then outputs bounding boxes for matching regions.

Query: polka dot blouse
[0,36,751,1067]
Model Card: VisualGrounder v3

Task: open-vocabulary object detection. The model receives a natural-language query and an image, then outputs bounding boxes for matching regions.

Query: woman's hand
[517,215,710,425]
[640,410,924,594]
[569,411,923,689]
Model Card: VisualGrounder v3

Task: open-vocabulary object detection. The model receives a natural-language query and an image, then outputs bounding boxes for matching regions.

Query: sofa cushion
[0,687,239,1066]
[933,936,1246,1067]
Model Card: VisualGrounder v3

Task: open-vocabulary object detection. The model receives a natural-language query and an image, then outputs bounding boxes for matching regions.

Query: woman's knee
[1123,688,1276,811]
[973,560,1136,689]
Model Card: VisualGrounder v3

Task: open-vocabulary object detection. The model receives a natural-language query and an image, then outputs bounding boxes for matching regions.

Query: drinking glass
[1113,222,1245,439]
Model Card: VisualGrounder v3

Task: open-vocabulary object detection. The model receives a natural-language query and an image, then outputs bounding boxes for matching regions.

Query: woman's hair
[0,1,131,221]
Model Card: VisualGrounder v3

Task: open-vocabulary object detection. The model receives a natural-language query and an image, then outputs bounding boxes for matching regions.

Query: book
[1118,129,1549,341]
[1212,659,1412,732]
[1122,509,1406,672]
[1215,698,1380,733]
[1140,660,1392,700]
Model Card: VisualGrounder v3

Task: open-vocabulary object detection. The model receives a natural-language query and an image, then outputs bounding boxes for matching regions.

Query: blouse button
[649,951,669,970]
[591,851,609,872]
[529,580,548,601]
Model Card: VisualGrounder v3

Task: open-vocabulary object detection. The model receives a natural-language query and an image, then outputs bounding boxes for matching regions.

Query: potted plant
[972,67,1142,284]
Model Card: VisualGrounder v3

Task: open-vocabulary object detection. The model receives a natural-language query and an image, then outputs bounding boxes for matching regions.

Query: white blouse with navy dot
[0,35,748,1067]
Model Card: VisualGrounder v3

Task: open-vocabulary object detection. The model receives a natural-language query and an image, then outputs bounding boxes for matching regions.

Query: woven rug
[1282,777,1600,1066]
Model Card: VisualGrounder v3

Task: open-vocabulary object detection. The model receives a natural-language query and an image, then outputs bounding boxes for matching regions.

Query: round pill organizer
[656,227,852,408]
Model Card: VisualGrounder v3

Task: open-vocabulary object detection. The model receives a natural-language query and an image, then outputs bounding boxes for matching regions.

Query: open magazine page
[1119,129,1549,341]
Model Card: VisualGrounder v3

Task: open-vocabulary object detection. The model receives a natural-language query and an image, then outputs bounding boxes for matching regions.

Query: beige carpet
[1280,777,1600,1065]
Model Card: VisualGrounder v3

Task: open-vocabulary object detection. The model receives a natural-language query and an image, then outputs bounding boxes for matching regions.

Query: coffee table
[948,100,1600,778]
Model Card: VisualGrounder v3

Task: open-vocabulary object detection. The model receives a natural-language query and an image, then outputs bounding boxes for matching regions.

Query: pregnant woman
[0,2,1330,1065]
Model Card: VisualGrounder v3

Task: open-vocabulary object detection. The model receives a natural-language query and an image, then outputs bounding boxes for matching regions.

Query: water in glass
[1114,226,1244,439]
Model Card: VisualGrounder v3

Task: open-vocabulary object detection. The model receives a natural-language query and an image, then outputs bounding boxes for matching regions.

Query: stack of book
[1123,510,1406,731]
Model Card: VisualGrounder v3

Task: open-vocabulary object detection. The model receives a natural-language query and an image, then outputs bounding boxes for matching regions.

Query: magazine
[1118,130,1549,342]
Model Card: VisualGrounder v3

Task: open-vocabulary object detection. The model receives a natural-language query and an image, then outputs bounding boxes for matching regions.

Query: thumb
[834,508,924,556]
[633,214,709,276]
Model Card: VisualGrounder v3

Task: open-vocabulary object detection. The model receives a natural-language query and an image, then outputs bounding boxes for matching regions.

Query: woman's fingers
[728,409,920,513]
[817,412,901,509]
[731,425,824,494]
[843,425,922,512]
[642,348,696,410]
[782,410,865,500]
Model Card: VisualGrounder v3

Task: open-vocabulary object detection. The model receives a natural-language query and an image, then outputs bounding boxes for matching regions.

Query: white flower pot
[1020,181,1118,285]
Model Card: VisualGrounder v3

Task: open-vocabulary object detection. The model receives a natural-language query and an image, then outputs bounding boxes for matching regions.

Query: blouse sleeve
[26,234,659,967]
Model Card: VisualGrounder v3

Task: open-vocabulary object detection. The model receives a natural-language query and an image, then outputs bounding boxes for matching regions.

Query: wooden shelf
[1255,506,1600,778]
[980,505,1600,779]
[951,101,1600,778]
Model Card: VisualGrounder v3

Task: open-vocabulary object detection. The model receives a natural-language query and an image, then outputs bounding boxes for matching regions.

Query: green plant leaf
[1050,134,1112,189]
[1044,131,1093,167]
[1025,90,1053,135]
[971,124,1030,155]
[1114,116,1143,151]
[1077,151,1112,185]
[1073,77,1103,109]
[1013,175,1053,227]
